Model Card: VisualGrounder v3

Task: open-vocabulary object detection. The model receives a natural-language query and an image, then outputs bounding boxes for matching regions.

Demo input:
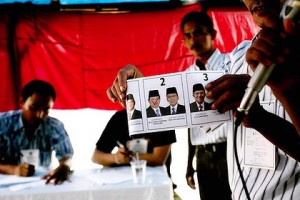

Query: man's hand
[42,164,72,185]
[245,28,300,91]
[15,163,35,177]
[106,64,143,107]
[114,148,131,165]
[205,74,264,128]
[186,167,196,189]
[205,74,251,114]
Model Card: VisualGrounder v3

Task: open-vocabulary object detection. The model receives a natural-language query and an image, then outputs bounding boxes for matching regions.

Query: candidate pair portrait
[126,83,212,120]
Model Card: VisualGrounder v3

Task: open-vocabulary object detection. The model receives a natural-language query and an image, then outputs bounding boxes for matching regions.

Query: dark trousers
[196,142,231,200]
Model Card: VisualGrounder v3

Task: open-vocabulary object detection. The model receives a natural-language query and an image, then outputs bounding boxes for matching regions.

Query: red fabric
[0,15,16,110]
[0,4,259,112]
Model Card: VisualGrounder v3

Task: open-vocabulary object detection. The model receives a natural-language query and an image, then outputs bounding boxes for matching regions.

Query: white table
[0,166,173,200]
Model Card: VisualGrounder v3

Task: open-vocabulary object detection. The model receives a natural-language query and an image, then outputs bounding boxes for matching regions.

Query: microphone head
[280,0,300,35]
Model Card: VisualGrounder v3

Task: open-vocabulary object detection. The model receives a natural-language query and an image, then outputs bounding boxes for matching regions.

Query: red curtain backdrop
[0,3,259,112]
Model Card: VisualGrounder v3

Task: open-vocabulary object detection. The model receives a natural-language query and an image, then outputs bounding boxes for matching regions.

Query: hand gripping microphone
[235,0,300,125]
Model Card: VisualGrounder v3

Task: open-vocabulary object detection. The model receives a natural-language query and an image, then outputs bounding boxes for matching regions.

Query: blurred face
[126,99,135,111]
[167,93,179,107]
[149,96,160,108]
[182,21,215,59]
[242,0,284,29]
[193,90,205,104]
[21,93,54,128]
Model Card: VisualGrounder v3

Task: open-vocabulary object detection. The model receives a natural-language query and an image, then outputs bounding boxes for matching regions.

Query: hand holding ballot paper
[107,67,232,135]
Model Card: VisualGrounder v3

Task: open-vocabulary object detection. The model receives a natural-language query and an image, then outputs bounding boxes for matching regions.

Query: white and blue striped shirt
[186,48,229,145]
[226,40,300,200]
[0,110,74,167]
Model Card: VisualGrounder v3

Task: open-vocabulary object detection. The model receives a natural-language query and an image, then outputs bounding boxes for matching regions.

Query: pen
[116,141,125,149]
[116,141,132,157]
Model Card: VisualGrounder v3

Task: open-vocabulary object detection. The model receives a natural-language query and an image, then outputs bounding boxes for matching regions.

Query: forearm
[0,164,16,175]
[91,149,116,166]
[138,145,170,166]
[187,129,196,169]
[271,85,300,135]
[138,154,165,165]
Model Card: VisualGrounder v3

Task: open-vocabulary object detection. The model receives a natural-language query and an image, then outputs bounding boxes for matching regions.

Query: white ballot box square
[126,71,232,135]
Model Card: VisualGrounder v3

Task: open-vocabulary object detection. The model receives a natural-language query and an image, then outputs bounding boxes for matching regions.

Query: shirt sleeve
[95,110,130,153]
[47,118,74,161]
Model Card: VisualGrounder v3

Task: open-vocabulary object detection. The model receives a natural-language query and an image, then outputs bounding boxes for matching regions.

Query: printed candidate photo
[142,73,188,131]
[186,71,231,126]
[126,80,145,134]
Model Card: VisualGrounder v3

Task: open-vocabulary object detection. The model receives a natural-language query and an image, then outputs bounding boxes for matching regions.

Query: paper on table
[0,176,42,187]
[9,180,45,191]
[0,167,47,187]
[86,167,133,185]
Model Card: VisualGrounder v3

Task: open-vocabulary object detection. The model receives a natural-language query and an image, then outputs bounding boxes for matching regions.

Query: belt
[197,142,227,153]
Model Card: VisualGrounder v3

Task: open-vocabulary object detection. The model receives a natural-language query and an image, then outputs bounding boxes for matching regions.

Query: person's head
[241,0,284,29]
[126,93,136,111]
[20,80,56,128]
[148,90,161,109]
[192,83,205,104]
[181,11,216,60]
[166,87,179,107]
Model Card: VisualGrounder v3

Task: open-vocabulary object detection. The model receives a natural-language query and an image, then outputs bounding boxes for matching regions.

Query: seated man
[91,109,176,166]
[0,79,74,185]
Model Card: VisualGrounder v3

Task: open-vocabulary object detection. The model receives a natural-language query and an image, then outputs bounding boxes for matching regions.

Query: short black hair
[180,11,214,33]
[21,79,56,101]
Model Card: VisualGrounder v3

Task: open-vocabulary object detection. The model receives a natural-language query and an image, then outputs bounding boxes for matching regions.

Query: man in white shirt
[105,1,300,199]
[181,11,231,200]
[204,0,300,199]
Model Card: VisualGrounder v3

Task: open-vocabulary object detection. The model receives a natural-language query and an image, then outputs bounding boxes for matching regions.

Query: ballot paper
[0,175,41,187]
[0,167,48,191]
[86,167,133,185]
[126,71,232,135]
[8,180,45,191]
[243,101,276,170]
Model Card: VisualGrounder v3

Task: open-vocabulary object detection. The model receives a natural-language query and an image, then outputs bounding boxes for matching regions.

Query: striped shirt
[226,40,300,200]
[0,110,74,167]
[186,48,229,145]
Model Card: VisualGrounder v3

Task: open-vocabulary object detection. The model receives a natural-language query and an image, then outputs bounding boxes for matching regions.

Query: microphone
[235,0,300,126]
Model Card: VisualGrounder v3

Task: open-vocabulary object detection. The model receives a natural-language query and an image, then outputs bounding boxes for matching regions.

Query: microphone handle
[237,63,276,114]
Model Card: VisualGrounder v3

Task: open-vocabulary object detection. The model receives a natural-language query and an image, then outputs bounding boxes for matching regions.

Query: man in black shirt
[91,109,176,166]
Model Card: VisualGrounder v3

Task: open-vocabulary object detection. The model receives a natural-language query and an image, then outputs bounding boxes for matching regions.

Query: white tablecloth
[0,166,173,200]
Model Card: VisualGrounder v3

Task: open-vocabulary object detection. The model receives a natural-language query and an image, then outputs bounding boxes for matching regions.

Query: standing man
[181,11,231,200]
[165,87,186,115]
[204,0,300,199]
[189,83,212,112]
[106,1,300,199]
[0,79,74,185]
[126,93,142,120]
[146,90,167,117]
